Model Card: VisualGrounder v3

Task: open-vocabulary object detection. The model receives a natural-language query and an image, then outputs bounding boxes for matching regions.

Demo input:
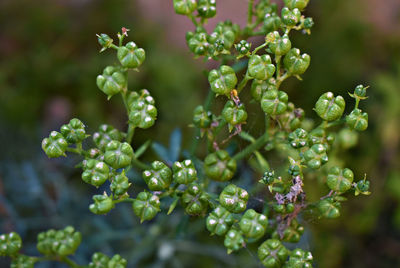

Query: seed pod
[108,254,128,267]
[173,0,197,15]
[209,24,235,51]
[93,124,125,152]
[354,84,367,98]
[355,179,371,196]
[308,128,335,147]
[142,161,172,191]
[281,7,301,26]
[81,159,110,187]
[97,33,113,49]
[260,170,276,185]
[251,78,277,102]
[255,1,278,21]
[204,150,237,182]
[104,141,134,169]
[42,131,68,158]
[318,198,340,219]
[219,184,249,213]
[132,191,160,222]
[60,118,87,144]
[284,0,309,11]
[263,13,282,33]
[222,100,248,132]
[0,232,22,256]
[224,229,245,254]
[193,105,212,129]
[258,239,289,268]
[346,108,368,131]
[314,92,346,121]
[303,17,314,29]
[206,206,234,236]
[96,66,126,99]
[186,27,210,56]
[288,128,308,148]
[89,193,114,215]
[272,219,304,243]
[235,40,251,55]
[338,128,359,149]
[11,254,37,268]
[248,55,276,81]
[110,171,131,196]
[127,89,157,129]
[117,42,145,69]
[197,0,216,18]
[37,226,81,256]
[181,183,209,216]
[239,209,268,239]
[261,90,288,115]
[172,159,197,184]
[284,248,313,268]
[283,48,310,75]
[208,65,238,96]
[267,31,292,56]
[303,144,328,169]
[327,166,354,193]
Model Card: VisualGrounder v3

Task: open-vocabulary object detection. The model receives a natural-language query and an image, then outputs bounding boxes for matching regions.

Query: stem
[276,72,289,89]
[252,42,268,55]
[60,256,80,268]
[275,55,282,80]
[113,197,135,204]
[188,14,199,27]
[237,73,251,93]
[232,131,269,161]
[247,0,254,26]
[131,157,151,170]
[126,125,135,144]
[355,98,360,109]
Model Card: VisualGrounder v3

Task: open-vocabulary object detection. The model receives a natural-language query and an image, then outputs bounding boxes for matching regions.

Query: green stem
[252,42,268,55]
[276,72,289,89]
[247,0,254,26]
[188,14,199,27]
[275,55,282,80]
[126,125,135,144]
[131,157,150,170]
[355,98,360,109]
[232,131,269,161]
[60,256,80,268]
[113,197,135,204]
[237,73,251,93]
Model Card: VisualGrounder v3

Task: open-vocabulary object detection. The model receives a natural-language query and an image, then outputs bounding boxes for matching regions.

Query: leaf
[135,140,152,158]
[151,142,170,164]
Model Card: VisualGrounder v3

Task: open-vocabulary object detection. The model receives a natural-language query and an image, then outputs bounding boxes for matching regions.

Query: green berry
[204,150,237,182]
[251,78,277,102]
[104,141,134,169]
[197,0,216,18]
[42,131,68,158]
[248,54,276,81]
[117,41,145,69]
[0,232,22,256]
[208,65,238,96]
[354,84,367,97]
[314,92,346,121]
[81,159,110,187]
[261,170,275,185]
[11,255,37,268]
[181,183,209,216]
[283,48,310,75]
[96,66,127,99]
[93,124,125,152]
[193,105,212,129]
[37,226,81,256]
[239,209,268,239]
[206,206,234,236]
[173,0,197,15]
[303,144,328,169]
[127,89,157,129]
[284,248,313,268]
[172,159,197,184]
[219,184,249,213]
[89,193,114,215]
[132,191,160,222]
[288,128,308,148]
[327,166,354,193]
[346,108,368,131]
[284,0,309,11]
[267,31,292,56]
[303,17,314,29]
[110,171,131,196]
[224,229,245,254]
[281,7,301,26]
[261,90,288,115]
[142,161,172,191]
[258,239,289,268]
[60,118,87,144]
[222,100,248,132]
[318,198,340,219]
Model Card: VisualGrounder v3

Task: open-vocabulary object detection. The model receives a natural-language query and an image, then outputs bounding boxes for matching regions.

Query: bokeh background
[1,0,400,267]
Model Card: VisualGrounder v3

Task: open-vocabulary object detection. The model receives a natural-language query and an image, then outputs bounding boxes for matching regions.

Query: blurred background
[0,0,399,267]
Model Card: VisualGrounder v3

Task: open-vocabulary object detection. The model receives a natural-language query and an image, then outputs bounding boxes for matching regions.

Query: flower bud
[224,229,245,254]
[346,108,368,131]
[60,118,87,144]
[286,248,313,267]
[172,159,197,184]
[37,226,81,256]
[303,17,314,29]
[303,144,328,169]
[267,31,291,56]
[93,124,125,152]
[89,194,114,215]
[142,161,172,191]
[317,198,340,219]
[204,150,237,182]
[81,159,110,187]
[110,171,131,196]
[251,78,276,102]
[239,209,268,239]
[96,33,113,50]
[117,42,145,69]
[314,92,345,121]
[193,105,212,128]
[206,206,234,236]
[288,128,308,148]
[219,184,249,213]
[235,40,251,55]
[263,13,282,33]
[197,0,216,18]
[0,232,22,256]
[127,89,157,129]
[258,239,289,268]
[281,7,301,26]
[173,0,197,15]
[42,131,68,158]
[132,191,160,222]
[222,101,248,132]
[327,166,354,193]
[181,183,209,215]
[104,141,134,170]
[283,48,310,75]
[186,27,210,56]
[354,84,367,97]
[284,0,309,11]
[248,55,276,81]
